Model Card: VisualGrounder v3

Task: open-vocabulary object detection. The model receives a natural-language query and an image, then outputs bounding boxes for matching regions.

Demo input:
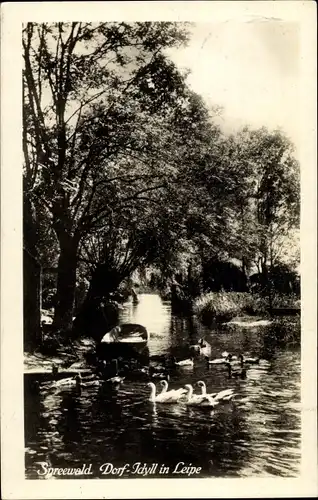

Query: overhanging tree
[23,21,190,331]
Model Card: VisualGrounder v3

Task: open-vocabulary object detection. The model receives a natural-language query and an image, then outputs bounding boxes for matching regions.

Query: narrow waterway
[25,293,301,479]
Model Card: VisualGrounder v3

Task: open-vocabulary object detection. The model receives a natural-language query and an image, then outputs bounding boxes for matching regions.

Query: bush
[193,291,300,325]
[193,292,250,323]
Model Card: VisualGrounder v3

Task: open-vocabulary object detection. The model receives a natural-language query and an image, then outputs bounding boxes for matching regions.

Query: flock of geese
[46,343,270,411]
[50,371,123,389]
[147,379,235,407]
[146,349,269,408]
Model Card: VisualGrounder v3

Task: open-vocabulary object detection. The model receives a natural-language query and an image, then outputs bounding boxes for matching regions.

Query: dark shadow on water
[25,294,301,479]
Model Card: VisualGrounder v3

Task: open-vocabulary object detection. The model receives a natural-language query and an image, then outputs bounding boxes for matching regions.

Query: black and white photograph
[1,2,317,499]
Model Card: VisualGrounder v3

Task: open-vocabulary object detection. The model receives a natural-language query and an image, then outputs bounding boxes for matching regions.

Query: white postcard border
[1,2,317,499]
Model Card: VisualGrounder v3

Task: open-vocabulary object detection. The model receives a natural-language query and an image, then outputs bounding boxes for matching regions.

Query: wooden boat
[101,324,149,346]
[98,323,149,360]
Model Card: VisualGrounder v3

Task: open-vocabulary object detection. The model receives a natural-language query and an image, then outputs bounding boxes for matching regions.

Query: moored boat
[101,324,149,346]
[97,323,150,360]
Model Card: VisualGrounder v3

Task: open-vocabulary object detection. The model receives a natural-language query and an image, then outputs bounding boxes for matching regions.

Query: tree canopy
[23,21,300,342]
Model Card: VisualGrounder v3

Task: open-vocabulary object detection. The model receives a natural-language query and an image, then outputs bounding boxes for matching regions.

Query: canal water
[25,293,301,479]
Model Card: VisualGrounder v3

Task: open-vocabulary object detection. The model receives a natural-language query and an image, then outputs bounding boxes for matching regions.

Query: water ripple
[25,294,301,479]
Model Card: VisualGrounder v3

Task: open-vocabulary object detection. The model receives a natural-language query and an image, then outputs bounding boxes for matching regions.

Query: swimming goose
[226,362,247,379]
[190,339,207,351]
[147,382,181,403]
[105,376,125,386]
[239,354,260,365]
[53,374,82,388]
[225,353,238,361]
[174,357,194,367]
[159,380,187,399]
[222,351,238,359]
[205,356,228,366]
[196,381,235,402]
[77,373,105,387]
[183,384,219,407]
[81,379,103,387]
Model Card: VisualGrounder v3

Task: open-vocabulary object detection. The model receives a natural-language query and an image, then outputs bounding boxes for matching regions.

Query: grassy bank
[193,292,250,323]
[193,292,300,324]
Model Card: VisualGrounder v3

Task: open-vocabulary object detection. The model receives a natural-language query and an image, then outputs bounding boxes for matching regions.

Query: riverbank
[25,292,300,373]
[24,336,97,373]
[193,292,300,325]
[24,293,301,479]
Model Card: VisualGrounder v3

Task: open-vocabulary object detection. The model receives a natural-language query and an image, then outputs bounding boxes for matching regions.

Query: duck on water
[206,352,264,367]
[205,351,237,366]
[173,357,194,367]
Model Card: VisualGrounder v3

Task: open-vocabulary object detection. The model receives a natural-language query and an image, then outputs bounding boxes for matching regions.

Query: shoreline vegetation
[193,291,300,324]
[26,314,300,377]
[30,289,300,367]
[22,22,300,360]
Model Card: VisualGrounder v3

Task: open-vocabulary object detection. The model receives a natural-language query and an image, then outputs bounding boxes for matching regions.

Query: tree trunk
[23,197,42,351]
[53,233,79,331]
[261,259,273,315]
[73,264,122,339]
[241,257,249,292]
[23,248,42,351]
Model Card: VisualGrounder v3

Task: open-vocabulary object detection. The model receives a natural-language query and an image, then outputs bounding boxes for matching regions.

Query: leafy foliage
[23,22,300,339]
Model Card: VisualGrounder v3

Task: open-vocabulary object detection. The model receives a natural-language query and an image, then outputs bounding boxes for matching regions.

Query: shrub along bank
[193,292,300,324]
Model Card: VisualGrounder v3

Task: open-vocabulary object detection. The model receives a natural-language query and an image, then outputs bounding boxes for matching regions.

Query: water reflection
[25,294,301,478]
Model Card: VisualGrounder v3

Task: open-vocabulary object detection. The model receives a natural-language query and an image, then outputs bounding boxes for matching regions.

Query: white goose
[222,351,238,360]
[80,379,102,387]
[205,356,227,365]
[147,382,182,403]
[190,339,207,351]
[183,384,219,408]
[196,381,235,402]
[52,374,82,388]
[174,357,194,367]
[159,380,187,400]
[54,373,102,388]
[106,376,125,385]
